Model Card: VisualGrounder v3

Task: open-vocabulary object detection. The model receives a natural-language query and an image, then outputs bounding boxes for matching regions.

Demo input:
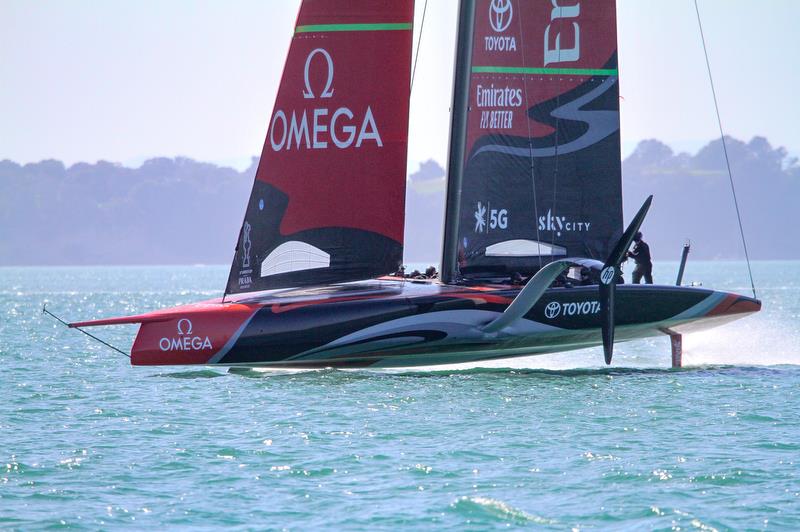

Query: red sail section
[227,1,414,294]
[466,0,618,151]
[455,0,622,277]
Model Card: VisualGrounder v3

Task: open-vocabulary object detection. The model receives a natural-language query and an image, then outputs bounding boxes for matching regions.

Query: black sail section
[226,1,414,295]
[444,0,622,279]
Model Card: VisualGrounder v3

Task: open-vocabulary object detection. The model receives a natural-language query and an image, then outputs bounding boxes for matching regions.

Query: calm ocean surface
[1,262,799,530]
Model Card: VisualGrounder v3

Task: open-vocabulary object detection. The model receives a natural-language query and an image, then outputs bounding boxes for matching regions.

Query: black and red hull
[71,278,760,368]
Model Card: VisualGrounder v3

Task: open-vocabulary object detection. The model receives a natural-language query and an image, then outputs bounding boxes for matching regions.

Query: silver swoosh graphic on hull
[288,309,563,361]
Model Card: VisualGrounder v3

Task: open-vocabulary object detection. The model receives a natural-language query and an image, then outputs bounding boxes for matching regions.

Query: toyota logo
[544,301,561,319]
[489,0,513,33]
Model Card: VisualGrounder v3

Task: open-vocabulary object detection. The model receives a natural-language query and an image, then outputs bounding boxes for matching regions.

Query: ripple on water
[449,496,555,526]
[2,264,800,529]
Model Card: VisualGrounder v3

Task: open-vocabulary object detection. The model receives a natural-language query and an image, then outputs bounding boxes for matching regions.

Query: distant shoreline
[2,136,798,264]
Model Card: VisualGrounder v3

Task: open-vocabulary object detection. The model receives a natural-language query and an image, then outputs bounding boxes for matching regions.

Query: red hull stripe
[270,294,392,314]
[708,294,761,316]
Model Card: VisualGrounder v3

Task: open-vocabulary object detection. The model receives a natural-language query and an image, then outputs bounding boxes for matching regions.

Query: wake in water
[683,318,800,367]
[209,300,799,379]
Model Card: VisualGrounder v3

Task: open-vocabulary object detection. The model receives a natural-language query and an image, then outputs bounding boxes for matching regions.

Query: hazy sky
[2,0,798,170]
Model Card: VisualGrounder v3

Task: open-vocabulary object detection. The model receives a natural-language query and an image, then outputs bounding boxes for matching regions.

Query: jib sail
[226,0,414,294]
[442,0,622,281]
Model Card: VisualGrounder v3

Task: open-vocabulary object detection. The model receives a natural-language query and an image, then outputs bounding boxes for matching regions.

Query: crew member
[627,231,653,284]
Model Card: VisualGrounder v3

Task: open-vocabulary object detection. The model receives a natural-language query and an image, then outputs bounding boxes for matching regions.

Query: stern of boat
[70,300,260,366]
[664,289,761,335]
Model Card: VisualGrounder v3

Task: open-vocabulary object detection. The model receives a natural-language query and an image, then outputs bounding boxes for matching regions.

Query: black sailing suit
[628,240,653,284]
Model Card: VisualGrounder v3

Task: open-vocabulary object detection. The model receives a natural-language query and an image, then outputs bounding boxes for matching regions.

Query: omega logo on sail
[544,1,581,66]
[269,48,383,152]
[159,319,213,352]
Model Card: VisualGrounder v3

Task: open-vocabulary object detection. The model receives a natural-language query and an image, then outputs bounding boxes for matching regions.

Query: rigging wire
[693,0,757,299]
[550,18,562,252]
[410,0,428,93]
[515,1,543,269]
[42,304,131,359]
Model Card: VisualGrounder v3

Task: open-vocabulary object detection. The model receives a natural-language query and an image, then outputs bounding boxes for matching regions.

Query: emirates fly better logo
[489,0,513,32]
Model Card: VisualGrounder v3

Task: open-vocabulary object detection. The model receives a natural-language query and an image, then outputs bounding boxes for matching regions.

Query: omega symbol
[176,318,193,336]
[303,48,334,99]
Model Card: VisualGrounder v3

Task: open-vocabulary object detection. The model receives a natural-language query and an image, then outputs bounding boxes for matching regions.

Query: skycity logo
[538,209,591,237]
[159,319,213,352]
[485,0,517,52]
[269,48,382,152]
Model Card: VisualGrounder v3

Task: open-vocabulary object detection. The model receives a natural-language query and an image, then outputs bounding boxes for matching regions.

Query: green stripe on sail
[472,66,618,76]
[295,23,412,34]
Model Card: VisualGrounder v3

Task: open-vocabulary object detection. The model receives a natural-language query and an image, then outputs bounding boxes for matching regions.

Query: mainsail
[442,0,623,281]
[226,0,414,294]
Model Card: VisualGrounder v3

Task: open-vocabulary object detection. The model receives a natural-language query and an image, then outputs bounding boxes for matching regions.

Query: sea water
[1,262,798,529]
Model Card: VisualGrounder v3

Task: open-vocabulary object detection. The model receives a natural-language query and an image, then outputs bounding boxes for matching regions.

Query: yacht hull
[71,279,760,368]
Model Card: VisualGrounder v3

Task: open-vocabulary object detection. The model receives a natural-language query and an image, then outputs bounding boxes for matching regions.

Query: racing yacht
[64,0,760,368]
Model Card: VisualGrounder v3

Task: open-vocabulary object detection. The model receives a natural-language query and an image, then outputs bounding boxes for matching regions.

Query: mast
[440,0,476,285]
